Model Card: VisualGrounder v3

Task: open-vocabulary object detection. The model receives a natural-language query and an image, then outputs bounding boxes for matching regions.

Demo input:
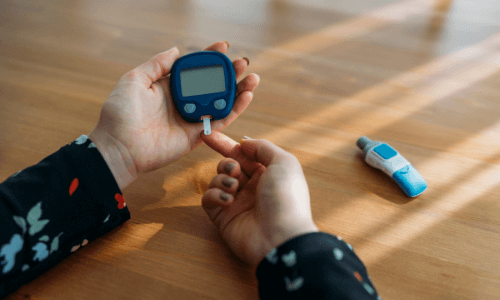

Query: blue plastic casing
[373,144,398,159]
[392,165,428,197]
[170,51,237,123]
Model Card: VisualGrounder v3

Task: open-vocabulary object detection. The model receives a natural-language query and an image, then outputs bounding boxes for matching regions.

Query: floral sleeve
[0,135,131,298]
[256,232,381,299]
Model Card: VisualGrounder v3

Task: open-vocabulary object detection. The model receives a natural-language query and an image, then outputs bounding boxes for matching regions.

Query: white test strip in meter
[203,117,211,135]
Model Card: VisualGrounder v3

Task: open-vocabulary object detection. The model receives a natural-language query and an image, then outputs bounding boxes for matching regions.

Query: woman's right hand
[200,131,319,268]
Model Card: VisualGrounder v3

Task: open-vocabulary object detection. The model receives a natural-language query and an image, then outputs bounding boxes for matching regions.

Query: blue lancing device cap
[357,136,428,197]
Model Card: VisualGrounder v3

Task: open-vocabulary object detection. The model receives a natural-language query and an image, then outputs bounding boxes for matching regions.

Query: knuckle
[125,69,141,80]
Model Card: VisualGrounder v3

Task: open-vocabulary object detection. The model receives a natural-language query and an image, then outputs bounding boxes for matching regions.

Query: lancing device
[170,51,237,135]
[356,136,428,197]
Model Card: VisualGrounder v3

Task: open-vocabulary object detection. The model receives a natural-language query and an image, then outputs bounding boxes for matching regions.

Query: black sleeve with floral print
[0,135,130,298]
[256,232,381,299]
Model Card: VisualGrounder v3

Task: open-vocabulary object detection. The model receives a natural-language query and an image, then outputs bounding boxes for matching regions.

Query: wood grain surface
[1,0,500,299]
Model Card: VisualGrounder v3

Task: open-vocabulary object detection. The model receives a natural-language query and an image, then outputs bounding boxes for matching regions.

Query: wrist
[270,222,319,250]
[87,129,138,191]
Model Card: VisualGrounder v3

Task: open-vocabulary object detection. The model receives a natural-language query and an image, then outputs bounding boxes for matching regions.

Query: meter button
[214,99,226,110]
[184,103,196,113]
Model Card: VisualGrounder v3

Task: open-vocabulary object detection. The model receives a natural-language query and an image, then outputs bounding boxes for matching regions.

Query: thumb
[135,46,181,87]
[239,138,294,167]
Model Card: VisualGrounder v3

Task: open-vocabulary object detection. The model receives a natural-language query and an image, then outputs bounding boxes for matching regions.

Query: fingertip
[218,158,240,175]
[201,130,240,158]
[200,129,213,140]
[219,191,233,203]
[202,188,232,213]
[174,46,181,58]
[163,46,180,60]
[223,160,237,175]
[253,73,260,83]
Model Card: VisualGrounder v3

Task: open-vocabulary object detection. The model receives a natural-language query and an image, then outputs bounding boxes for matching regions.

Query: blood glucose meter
[170,51,237,135]
[357,136,428,197]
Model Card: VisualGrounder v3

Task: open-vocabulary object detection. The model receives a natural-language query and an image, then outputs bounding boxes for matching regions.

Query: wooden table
[1,0,499,299]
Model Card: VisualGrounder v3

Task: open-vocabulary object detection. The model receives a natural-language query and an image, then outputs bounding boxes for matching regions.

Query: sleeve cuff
[256,232,379,299]
[62,135,131,224]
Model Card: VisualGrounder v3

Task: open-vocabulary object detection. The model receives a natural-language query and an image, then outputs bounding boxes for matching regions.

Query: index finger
[200,130,263,178]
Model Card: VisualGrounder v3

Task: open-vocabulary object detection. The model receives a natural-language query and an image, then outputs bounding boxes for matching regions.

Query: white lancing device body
[357,136,428,197]
[365,149,410,178]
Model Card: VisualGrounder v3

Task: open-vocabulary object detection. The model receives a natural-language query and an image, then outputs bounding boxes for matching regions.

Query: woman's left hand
[88,41,260,190]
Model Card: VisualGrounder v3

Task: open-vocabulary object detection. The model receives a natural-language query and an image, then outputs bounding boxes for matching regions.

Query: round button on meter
[214,99,226,110]
[170,51,237,135]
[184,103,196,113]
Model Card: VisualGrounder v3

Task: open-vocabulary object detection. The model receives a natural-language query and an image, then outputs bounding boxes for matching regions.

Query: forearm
[88,130,138,191]
[0,134,131,298]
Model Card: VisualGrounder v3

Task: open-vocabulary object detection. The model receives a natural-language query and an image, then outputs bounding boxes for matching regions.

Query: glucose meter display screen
[180,65,226,97]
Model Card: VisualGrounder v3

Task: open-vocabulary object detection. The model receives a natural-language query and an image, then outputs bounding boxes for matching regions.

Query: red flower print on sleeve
[354,271,363,282]
[115,193,126,209]
[69,178,79,196]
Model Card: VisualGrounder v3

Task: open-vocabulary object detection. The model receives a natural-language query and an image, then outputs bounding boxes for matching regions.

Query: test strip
[203,118,211,135]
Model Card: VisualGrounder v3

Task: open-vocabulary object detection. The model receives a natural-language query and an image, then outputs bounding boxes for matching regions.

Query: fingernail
[222,177,236,188]
[243,57,250,66]
[224,163,236,174]
[224,41,230,48]
[220,192,230,201]
[242,136,252,140]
